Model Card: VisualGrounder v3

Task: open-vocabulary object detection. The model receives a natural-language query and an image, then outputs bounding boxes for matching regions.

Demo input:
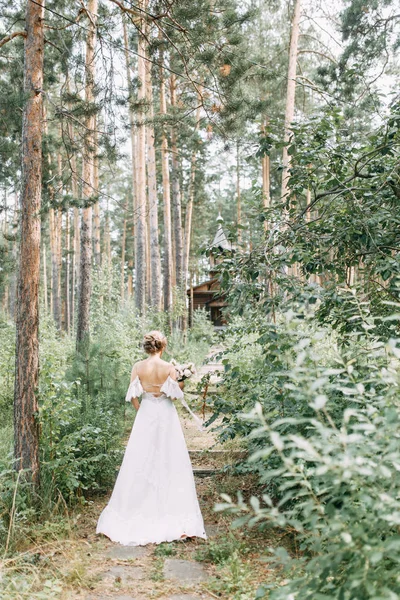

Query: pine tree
[13,0,45,485]
[77,0,98,345]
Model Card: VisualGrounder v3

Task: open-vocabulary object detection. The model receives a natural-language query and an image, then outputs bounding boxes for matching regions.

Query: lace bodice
[125,374,203,431]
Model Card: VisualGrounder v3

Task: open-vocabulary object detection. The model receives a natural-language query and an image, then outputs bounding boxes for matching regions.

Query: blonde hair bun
[143,330,167,354]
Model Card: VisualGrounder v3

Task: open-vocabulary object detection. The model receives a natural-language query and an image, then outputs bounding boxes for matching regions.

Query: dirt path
[20,347,279,600]
[76,347,226,599]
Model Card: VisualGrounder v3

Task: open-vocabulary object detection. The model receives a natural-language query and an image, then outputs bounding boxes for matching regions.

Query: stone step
[189,450,247,459]
[193,468,218,477]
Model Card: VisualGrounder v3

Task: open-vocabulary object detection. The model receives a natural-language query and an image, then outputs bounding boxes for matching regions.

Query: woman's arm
[130,364,140,411]
[169,366,184,390]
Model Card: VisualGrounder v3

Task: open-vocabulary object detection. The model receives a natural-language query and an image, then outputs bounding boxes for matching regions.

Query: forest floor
[4,348,289,599]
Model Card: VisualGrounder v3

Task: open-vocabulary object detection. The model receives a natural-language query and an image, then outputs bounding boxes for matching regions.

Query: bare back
[131,356,176,397]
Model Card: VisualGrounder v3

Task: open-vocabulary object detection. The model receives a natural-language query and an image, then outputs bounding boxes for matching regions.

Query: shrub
[218,308,400,599]
[39,373,124,502]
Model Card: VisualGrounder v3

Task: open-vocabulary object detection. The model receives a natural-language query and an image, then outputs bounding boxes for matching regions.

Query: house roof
[211,213,231,251]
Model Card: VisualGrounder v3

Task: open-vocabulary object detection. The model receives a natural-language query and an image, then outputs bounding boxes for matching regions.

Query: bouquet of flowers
[170,359,196,382]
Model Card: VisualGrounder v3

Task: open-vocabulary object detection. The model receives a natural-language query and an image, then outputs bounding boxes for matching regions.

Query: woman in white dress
[96,330,207,546]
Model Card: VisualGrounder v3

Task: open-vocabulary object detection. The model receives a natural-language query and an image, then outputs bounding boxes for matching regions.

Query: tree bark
[72,202,79,328]
[9,193,19,319]
[93,127,101,267]
[121,200,128,301]
[77,0,98,345]
[261,120,271,231]
[67,77,80,331]
[122,21,136,300]
[42,240,48,312]
[49,206,62,328]
[170,74,183,290]
[281,0,301,205]
[183,103,200,294]
[14,0,45,485]
[2,195,9,316]
[65,208,71,332]
[51,146,63,329]
[145,48,161,309]
[134,7,147,314]
[160,49,173,314]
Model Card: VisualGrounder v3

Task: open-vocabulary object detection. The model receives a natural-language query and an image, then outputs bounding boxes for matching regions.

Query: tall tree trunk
[77,0,98,345]
[2,195,9,316]
[134,8,147,314]
[145,50,161,309]
[9,192,19,319]
[93,127,101,267]
[183,103,201,294]
[51,147,63,329]
[122,21,136,301]
[104,203,111,266]
[281,0,301,205]
[160,50,173,314]
[67,77,80,331]
[72,203,79,328]
[170,74,183,291]
[14,0,44,484]
[49,207,59,325]
[42,240,48,312]
[65,208,71,332]
[262,148,270,231]
[236,140,241,244]
[121,200,127,301]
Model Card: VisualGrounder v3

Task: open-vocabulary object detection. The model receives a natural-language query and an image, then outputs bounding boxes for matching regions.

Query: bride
[96,330,207,546]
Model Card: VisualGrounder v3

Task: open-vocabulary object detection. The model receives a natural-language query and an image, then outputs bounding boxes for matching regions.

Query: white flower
[183,368,192,378]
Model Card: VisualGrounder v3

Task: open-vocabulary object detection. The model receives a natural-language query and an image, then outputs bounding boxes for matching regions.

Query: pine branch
[0,31,27,49]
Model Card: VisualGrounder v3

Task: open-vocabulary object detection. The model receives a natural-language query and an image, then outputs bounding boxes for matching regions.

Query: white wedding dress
[96,375,207,546]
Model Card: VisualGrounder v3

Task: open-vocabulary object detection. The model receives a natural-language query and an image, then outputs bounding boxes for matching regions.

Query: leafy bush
[0,317,15,417]
[218,306,400,599]
[39,372,125,501]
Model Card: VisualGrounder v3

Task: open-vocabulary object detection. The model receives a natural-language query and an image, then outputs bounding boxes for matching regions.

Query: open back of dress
[96,376,207,546]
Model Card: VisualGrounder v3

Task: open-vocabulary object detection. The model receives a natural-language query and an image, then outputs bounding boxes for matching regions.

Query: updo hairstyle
[143,330,167,355]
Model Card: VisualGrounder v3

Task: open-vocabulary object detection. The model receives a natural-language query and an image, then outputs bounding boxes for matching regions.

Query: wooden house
[187,214,231,327]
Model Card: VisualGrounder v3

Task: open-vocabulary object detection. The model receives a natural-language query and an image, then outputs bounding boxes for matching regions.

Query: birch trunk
[77,0,97,344]
[281,0,301,205]
[14,0,44,484]
[145,49,161,309]
[170,74,183,290]
[160,49,173,313]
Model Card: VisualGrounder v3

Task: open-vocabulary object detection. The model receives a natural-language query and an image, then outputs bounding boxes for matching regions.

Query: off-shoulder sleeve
[125,375,144,402]
[160,376,184,400]
[161,376,204,432]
